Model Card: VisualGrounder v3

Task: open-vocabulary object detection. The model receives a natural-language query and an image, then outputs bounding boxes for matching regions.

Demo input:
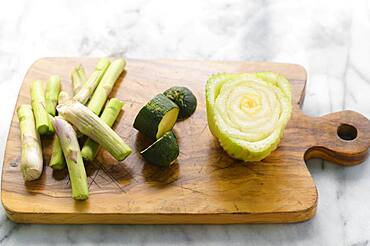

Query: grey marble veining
[0,0,369,245]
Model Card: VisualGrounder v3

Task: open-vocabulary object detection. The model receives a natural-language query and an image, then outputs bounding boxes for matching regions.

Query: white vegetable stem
[52,116,88,200]
[57,100,132,161]
[17,104,43,181]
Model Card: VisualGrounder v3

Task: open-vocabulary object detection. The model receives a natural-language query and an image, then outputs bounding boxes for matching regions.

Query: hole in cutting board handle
[337,124,357,141]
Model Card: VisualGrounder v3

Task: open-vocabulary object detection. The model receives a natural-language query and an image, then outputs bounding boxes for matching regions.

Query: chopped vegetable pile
[17,58,129,200]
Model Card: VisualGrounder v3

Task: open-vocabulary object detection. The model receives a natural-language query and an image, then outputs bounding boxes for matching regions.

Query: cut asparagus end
[17,104,43,181]
[73,193,89,201]
[81,98,124,161]
[57,100,131,161]
[31,80,54,134]
[81,139,99,161]
[87,58,126,115]
[52,116,88,200]
[22,167,43,181]
[45,75,61,116]
[73,58,111,105]
[38,125,49,135]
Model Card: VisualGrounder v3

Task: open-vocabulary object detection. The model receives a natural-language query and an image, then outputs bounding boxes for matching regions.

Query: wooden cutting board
[2,58,370,224]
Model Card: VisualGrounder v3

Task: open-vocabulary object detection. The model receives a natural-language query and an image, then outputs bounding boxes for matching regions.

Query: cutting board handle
[305,110,370,165]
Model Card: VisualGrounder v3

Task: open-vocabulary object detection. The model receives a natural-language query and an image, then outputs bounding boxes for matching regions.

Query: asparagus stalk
[71,65,87,95]
[17,105,43,181]
[49,136,65,170]
[52,116,88,200]
[45,75,61,116]
[31,80,54,134]
[57,101,132,161]
[49,91,70,170]
[81,98,124,161]
[58,91,83,137]
[73,58,111,104]
[48,114,55,133]
[87,58,126,115]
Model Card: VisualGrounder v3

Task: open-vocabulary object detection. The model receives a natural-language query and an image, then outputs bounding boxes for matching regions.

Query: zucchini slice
[134,94,179,139]
[163,86,197,119]
[140,131,179,166]
[206,72,292,162]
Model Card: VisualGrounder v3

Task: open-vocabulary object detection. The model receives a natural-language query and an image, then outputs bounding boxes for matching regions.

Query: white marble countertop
[0,0,369,245]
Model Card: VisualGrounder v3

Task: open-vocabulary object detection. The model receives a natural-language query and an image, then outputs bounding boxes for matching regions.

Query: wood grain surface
[2,58,370,224]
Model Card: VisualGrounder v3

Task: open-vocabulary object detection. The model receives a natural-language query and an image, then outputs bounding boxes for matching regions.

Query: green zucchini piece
[134,94,179,139]
[140,131,179,166]
[163,86,197,119]
[205,72,292,162]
